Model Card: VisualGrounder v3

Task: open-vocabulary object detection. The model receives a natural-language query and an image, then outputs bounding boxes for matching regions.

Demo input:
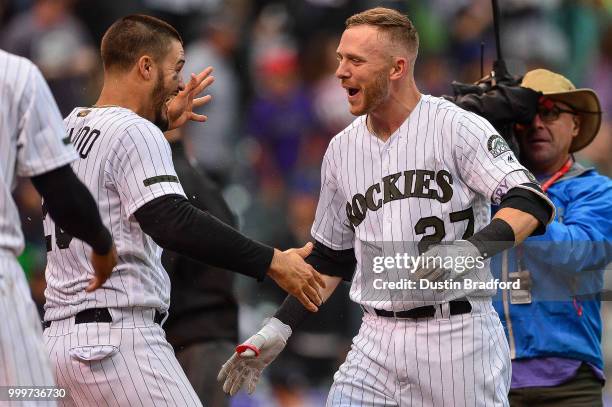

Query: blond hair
[346,7,419,55]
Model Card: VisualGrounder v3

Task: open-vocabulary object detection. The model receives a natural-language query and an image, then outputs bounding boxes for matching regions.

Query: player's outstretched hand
[267,243,326,312]
[166,67,215,130]
[86,243,118,292]
[218,318,291,395]
[412,240,481,283]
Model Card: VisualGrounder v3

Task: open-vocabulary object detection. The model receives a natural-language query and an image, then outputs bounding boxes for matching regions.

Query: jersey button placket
[382,152,392,241]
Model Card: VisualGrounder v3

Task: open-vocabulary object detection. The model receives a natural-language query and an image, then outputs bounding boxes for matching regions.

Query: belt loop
[439,303,451,319]
[160,311,169,327]
[360,305,373,316]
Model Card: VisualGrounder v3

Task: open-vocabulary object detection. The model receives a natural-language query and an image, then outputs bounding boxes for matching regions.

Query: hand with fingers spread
[167,66,215,130]
[218,318,291,395]
[86,243,118,292]
[267,242,326,312]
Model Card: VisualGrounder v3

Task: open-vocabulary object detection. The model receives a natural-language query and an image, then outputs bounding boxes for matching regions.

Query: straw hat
[521,69,602,152]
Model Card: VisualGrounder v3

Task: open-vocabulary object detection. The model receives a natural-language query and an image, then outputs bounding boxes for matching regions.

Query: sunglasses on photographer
[536,97,576,123]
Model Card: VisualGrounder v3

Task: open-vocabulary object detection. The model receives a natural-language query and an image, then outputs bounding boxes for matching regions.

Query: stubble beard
[152,69,170,132]
[356,71,390,116]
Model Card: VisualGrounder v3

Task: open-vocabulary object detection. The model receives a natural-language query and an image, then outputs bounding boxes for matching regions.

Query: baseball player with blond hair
[219,7,556,406]
[42,15,325,406]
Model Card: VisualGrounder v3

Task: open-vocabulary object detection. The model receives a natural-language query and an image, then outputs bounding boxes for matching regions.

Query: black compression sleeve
[134,194,273,281]
[274,295,312,330]
[499,184,553,235]
[307,241,356,281]
[274,240,355,329]
[31,165,112,255]
[467,218,515,259]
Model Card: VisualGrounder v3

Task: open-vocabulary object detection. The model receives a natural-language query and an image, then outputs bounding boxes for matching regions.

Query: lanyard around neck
[540,157,573,192]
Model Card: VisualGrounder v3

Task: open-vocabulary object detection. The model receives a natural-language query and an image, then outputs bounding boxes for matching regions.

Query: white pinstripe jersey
[43,106,186,321]
[0,50,78,258]
[312,95,543,311]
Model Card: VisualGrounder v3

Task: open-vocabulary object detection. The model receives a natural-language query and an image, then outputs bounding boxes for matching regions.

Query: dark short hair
[346,7,419,54]
[101,15,182,71]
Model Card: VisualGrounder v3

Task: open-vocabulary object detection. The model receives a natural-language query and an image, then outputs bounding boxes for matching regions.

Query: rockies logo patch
[487,135,511,158]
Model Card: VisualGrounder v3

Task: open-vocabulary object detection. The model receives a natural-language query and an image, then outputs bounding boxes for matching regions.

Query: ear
[389,57,408,80]
[571,115,581,138]
[137,55,155,80]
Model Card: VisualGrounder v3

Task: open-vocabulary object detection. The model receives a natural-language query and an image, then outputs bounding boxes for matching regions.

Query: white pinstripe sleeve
[455,112,535,204]
[109,121,186,217]
[16,63,77,177]
[311,139,354,250]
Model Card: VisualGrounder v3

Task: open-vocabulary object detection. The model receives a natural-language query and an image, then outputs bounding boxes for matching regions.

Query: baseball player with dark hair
[41,14,325,406]
[0,49,117,402]
[219,7,556,406]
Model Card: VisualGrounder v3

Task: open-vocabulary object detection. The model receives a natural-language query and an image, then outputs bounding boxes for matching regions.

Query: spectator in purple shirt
[246,47,321,182]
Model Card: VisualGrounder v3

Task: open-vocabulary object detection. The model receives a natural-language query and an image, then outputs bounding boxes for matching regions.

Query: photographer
[453,69,612,406]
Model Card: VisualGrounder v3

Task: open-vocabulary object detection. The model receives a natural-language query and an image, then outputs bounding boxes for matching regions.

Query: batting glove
[412,240,482,282]
[217,317,291,395]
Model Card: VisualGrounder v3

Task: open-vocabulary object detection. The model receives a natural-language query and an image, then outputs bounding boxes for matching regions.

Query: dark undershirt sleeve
[466,184,552,258]
[134,194,273,281]
[274,240,355,329]
[307,241,356,281]
[31,165,112,255]
[499,183,553,235]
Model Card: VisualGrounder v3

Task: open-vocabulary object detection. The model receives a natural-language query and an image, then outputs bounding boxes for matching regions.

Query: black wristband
[273,295,313,330]
[467,218,515,258]
[91,228,113,255]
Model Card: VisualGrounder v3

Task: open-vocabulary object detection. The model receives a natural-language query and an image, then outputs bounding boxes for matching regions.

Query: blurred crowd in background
[1,0,611,405]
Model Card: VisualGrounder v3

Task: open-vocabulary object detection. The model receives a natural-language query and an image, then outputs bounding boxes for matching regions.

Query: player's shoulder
[328,115,365,148]
[0,49,35,74]
[427,94,473,119]
[66,106,160,134]
[111,111,169,153]
[428,94,496,134]
[0,51,37,98]
[120,112,163,135]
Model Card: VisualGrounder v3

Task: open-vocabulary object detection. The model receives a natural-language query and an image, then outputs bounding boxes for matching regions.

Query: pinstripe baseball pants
[0,254,56,407]
[43,307,201,407]
[327,298,511,407]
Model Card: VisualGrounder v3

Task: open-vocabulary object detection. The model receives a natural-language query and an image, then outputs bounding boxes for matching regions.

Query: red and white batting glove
[217,317,291,396]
